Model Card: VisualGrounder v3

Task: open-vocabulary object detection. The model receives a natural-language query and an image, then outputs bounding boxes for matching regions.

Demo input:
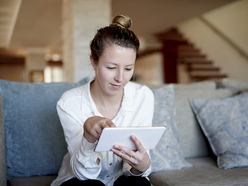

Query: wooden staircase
[177,43,227,81]
[139,28,227,83]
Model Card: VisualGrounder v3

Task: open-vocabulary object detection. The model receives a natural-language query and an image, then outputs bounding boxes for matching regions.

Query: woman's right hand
[83,116,116,143]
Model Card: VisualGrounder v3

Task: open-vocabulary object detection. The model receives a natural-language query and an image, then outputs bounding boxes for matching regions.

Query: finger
[99,119,116,129]
[112,148,131,161]
[112,145,137,161]
[94,124,104,139]
[100,121,107,129]
[131,135,146,153]
[91,129,101,140]
[130,152,136,159]
[105,119,116,128]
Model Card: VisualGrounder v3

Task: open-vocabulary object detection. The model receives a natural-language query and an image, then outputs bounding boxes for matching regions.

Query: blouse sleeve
[57,100,103,180]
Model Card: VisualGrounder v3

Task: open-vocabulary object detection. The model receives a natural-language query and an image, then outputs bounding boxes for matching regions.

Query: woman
[51,15,154,186]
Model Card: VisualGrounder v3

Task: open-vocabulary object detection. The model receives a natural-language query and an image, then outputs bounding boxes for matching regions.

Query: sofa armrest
[0,94,7,186]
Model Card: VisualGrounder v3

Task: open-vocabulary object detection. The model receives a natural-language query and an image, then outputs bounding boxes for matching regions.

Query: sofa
[0,78,248,186]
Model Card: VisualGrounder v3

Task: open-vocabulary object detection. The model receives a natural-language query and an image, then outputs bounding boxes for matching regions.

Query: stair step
[189,66,220,71]
[178,52,205,58]
[190,71,224,76]
[190,64,216,68]
[181,58,212,64]
[177,46,199,52]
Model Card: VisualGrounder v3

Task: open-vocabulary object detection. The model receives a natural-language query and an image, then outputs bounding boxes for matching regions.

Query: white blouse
[51,80,154,186]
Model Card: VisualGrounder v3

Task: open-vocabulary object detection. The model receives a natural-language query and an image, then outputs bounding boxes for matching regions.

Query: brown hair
[90,15,140,63]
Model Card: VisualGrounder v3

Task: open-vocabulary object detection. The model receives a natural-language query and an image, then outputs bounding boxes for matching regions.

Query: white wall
[177,0,248,83]
[62,0,111,82]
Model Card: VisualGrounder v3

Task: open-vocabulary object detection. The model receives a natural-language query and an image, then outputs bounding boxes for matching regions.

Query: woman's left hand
[111,135,151,175]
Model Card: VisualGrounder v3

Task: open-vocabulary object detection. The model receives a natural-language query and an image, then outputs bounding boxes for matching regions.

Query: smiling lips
[111,83,122,89]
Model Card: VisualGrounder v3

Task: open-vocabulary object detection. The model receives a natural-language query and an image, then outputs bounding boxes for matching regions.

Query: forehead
[99,44,136,65]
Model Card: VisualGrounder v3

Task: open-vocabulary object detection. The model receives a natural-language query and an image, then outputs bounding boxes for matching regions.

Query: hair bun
[111,15,132,29]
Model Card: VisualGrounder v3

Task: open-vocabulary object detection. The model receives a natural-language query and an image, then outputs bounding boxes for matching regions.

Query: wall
[177,0,248,83]
[62,0,111,82]
[134,52,164,85]
[204,0,248,55]
[25,48,46,82]
[0,64,24,82]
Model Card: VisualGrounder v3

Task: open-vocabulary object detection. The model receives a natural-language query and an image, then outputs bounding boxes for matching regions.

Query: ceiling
[0,0,236,57]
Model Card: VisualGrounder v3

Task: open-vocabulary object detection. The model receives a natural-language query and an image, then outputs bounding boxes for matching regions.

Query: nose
[115,69,123,82]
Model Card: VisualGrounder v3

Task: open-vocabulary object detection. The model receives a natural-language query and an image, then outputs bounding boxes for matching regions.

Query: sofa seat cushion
[149,157,248,186]
[8,175,57,186]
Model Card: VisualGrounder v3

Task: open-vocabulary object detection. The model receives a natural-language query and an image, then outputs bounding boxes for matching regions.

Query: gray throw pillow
[190,92,248,169]
[151,85,191,173]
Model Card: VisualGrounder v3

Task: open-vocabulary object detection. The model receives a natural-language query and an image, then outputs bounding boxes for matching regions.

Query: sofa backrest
[0,94,7,186]
[173,82,233,158]
[0,78,89,181]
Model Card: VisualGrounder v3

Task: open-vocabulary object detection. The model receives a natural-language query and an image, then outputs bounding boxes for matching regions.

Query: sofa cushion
[174,81,233,158]
[218,78,248,94]
[0,95,7,186]
[190,92,248,169]
[150,85,191,173]
[9,175,57,186]
[149,157,248,186]
[0,78,89,180]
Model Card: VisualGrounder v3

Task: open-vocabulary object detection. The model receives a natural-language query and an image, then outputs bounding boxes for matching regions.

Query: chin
[106,88,123,97]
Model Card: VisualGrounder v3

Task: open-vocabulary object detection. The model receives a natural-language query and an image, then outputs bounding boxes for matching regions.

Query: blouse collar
[81,80,135,116]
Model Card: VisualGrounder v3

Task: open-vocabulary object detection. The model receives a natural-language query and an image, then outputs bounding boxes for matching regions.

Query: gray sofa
[1,78,248,186]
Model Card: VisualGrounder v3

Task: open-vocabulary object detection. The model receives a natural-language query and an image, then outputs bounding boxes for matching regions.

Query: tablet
[95,126,166,152]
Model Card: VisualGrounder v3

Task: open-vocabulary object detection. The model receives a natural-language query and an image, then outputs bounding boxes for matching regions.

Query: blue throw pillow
[190,92,248,169]
[151,85,191,173]
[0,78,89,180]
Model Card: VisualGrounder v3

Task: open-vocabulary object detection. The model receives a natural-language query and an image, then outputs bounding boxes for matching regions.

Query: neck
[90,80,124,107]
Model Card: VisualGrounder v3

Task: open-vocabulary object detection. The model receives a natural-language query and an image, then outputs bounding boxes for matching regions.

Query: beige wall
[134,53,164,85]
[177,0,248,83]
[204,0,248,55]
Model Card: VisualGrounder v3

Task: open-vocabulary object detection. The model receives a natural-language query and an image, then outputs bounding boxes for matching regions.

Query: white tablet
[95,126,166,152]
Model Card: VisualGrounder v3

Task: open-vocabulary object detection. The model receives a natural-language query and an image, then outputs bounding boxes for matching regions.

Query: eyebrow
[106,62,135,67]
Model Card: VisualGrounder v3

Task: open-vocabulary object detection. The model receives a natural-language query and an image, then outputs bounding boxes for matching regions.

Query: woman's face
[91,44,136,97]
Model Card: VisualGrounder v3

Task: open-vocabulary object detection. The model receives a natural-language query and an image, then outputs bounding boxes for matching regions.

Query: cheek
[98,68,111,81]
[126,70,134,80]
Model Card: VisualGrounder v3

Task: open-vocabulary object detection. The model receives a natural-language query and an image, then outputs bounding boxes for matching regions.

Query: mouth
[110,83,122,89]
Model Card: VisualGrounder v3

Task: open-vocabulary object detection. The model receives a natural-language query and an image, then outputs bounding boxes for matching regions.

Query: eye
[107,67,116,70]
[125,68,132,71]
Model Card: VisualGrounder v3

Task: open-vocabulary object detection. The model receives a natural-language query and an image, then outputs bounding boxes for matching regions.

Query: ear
[90,55,97,70]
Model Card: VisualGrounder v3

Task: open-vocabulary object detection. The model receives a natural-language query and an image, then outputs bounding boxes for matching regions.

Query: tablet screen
[95,126,166,152]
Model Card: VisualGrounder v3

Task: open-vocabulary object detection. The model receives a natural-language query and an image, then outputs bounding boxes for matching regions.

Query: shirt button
[107,175,110,177]
[109,163,112,166]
